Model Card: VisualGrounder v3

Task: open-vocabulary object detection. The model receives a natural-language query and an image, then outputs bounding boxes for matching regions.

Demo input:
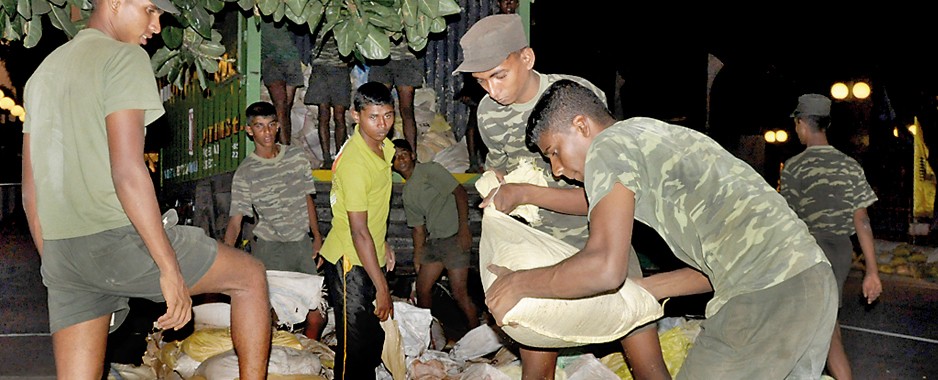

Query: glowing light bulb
[776,130,788,142]
[764,130,776,143]
[831,83,849,100]
[852,82,871,99]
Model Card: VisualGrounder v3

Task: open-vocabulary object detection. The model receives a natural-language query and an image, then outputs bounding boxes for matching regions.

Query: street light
[853,82,871,99]
[831,82,849,100]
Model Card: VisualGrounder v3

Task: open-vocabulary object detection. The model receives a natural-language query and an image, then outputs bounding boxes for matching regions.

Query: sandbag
[479,207,664,348]
[267,270,326,327]
[193,346,322,379]
[180,327,303,362]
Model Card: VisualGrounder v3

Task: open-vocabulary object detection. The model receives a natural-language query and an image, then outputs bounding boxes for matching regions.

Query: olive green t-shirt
[402,162,460,240]
[23,28,165,239]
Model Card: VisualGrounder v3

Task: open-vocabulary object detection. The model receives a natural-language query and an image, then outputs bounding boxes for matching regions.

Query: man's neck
[254,144,280,159]
[515,71,541,105]
[804,133,829,147]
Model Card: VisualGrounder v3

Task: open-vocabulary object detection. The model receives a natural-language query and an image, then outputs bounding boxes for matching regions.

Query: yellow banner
[913,116,936,218]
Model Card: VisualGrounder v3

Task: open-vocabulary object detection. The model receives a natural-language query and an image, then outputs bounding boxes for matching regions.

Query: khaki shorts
[422,235,470,269]
[677,263,837,380]
[305,64,352,107]
[253,238,319,275]
[41,224,217,333]
[368,57,425,88]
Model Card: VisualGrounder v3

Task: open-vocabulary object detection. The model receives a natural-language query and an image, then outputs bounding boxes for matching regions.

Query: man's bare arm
[107,109,190,330]
[348,211,393,321]
[485,183,636,320]
[21,134,43,255]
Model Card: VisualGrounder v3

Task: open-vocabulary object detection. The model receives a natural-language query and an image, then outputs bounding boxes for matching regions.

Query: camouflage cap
[453,14,528,74]
[791,93,831,118]
[151,0,180,14]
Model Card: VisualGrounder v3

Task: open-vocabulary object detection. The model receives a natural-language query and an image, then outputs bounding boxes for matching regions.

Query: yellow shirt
[320,125,394,267]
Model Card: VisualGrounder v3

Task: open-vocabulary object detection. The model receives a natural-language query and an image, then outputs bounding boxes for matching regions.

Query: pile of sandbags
[858,240,938,279]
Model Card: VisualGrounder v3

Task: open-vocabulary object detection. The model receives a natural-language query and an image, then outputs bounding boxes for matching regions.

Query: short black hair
[526,80,612,150]
[798,114,832,132]
[353,82,394,111]
[245,101,276,120]
[392,139,413,152]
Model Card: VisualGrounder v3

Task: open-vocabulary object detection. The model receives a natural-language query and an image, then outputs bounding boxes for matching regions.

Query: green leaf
[184,5,213,39]
[285,0,304,16]
[257,0,277,15]
[47,0,65,7]
[194,59,207,89]
[237,0,255,11]
[365,4,401,31]
[204,0,225,12]
[157,56,180,78]
[1,0,15,16]
[197,40,225,57]
[17,0,30,19]
[272,1,285,22]
[23,15,41,48]
[304,1,323,33]
[437,0,458,16]
[428,15,444,33]
[31,0,51,15]
[333,20,357,56]
[372,0,394,6]
[416,0,437,18]
[284,4,304,24]
[357,25,389,60]
[3,13,21,40]
[401,0,417,26]
[152,47,173,69]
[321,0,340,31]
[199,56,218,74]
[48,4,77,37]
[162,25,183,49]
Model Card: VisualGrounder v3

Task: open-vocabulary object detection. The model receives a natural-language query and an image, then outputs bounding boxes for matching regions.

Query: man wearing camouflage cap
[780,93,882,380]
[455,14,669,379]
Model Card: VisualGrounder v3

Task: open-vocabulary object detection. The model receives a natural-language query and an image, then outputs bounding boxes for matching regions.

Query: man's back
[24,28,164,239]
[780,145,877,236]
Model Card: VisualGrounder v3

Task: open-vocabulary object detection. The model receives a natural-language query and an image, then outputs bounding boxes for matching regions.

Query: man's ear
[519,47,536,70]
[572,114,590,138]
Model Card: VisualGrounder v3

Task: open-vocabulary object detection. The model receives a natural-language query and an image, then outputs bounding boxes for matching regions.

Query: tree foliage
[1,0,460,88]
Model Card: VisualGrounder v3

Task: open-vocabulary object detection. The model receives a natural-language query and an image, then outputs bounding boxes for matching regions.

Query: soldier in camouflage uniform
[224,101,325,340]
[486,80,837,379]
[780,93,882,380]
[454,14,668,380]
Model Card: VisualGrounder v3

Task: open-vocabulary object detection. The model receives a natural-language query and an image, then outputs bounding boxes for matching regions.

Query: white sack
[478,207,663,348]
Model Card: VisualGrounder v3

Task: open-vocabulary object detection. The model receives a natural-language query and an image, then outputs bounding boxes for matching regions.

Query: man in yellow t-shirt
[319,82,396,379]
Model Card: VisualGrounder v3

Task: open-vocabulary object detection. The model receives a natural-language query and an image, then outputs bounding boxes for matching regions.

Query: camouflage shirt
[477,71,604,248]
[313,37,348,68]
[584,118,828,317]
[780,145,878,236]
[230,144,317,242]
[260,20,300,63]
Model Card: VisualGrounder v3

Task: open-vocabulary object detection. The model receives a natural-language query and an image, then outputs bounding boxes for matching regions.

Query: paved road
[1,216,936,379]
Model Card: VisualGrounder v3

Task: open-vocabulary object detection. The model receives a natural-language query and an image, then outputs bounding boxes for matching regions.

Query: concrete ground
[2,216,936,379]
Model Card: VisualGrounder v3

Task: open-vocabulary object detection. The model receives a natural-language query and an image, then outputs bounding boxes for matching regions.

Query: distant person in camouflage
[780,93,882,380]
[484,79,837,379]
[369,39,424,151]
[454,14,668,380]
[224,101,325,340]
